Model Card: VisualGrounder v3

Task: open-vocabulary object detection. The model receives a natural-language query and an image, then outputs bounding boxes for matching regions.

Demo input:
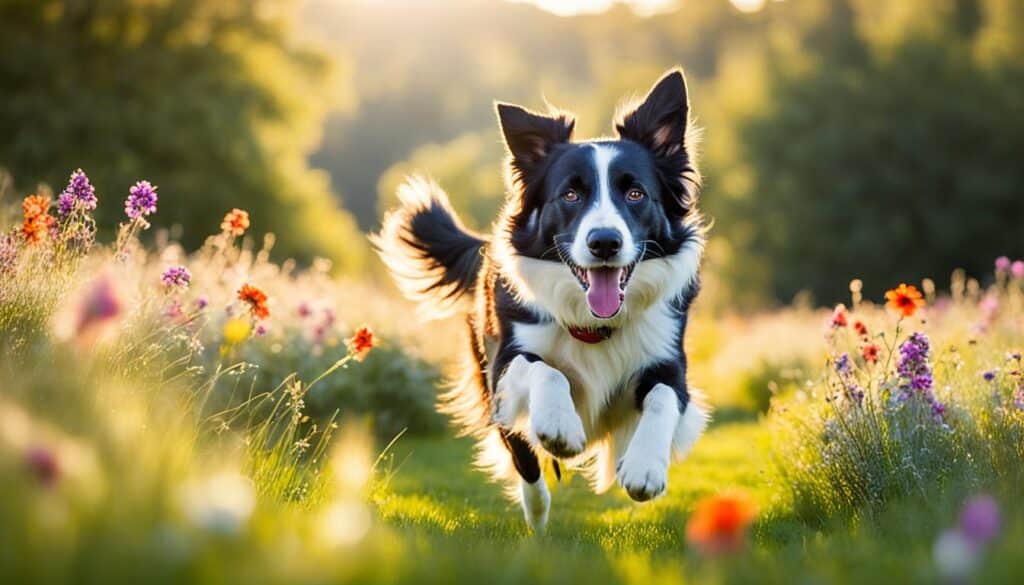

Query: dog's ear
[496,103,575,176]
[616,68,689,159]
[616,68,700,217]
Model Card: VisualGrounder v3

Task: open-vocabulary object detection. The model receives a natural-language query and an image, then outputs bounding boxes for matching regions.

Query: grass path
[374,415,780,551]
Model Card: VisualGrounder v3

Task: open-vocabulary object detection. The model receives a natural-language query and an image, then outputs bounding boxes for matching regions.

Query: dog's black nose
[586,228,622,260]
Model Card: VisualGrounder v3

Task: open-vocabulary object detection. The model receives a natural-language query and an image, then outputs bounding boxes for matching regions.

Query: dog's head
[497,69,702,321]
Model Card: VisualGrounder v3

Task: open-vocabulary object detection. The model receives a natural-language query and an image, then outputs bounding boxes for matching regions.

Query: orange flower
[686,492,757,555]
[20,195,55,244]
[221,208,250,237]
[22,195,50,220]
[853,320,869,337]
[237,284,270,320]
[346,326,376,362]
[862,343,880,363]
[885,284,926,317]
[830,304,848,328]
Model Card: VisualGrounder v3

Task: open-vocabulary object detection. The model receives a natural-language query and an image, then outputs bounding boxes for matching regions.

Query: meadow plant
[777,270,1024,523]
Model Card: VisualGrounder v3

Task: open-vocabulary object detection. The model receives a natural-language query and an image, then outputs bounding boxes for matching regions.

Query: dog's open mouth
[569,261,638,319]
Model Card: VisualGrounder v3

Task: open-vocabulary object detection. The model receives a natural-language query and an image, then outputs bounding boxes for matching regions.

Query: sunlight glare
[514,0,677,17]
[730,0,766,13]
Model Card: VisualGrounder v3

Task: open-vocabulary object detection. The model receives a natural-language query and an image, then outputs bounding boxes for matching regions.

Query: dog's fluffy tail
[371,176,487,319]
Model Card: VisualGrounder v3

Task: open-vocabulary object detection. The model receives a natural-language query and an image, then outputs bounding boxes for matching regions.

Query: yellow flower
[222,318,252,345]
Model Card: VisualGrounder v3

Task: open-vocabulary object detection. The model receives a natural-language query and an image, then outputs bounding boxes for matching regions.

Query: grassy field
[2,174,1024,583]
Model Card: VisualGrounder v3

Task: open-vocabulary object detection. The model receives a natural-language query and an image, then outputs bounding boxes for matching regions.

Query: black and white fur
[373,69,709,533]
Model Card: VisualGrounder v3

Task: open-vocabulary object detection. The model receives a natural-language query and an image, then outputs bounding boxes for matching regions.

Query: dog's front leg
[494,354,586,459]
[617,381,684,502]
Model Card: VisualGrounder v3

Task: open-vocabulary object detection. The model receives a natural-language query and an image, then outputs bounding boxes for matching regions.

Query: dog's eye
[626,188,645,202]
[562,189,579,203]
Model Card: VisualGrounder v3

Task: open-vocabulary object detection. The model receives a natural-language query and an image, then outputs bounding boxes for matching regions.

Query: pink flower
[995,256,1011,272]
[1011,260,1024,279]
[24,445,60,487]
[960,495,1000,547]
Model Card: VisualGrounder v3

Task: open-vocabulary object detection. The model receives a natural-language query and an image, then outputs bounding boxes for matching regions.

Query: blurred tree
[0,0,367,270]
[728,0,1024,303]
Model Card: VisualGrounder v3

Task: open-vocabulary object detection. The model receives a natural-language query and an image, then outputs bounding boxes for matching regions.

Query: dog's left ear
[616,68,699,216]
[616,68,690,158]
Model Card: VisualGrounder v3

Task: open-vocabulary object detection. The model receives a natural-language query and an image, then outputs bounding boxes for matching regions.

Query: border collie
[373,69,709,532]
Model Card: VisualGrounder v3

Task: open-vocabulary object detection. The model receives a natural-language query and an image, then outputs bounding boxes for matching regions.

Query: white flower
[179,471,256,535]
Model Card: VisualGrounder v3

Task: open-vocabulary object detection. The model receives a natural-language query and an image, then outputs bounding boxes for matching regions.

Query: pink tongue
[586,267,624,318]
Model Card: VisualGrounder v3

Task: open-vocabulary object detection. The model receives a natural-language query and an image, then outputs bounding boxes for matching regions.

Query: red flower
[686,493,757,555]
[862,343,880,363]
[885,284,925,318]
[238,284,270,320]
[830,304,848,328]
[853,320,869,337]
[346,326,376,362]
[221,208,250,237]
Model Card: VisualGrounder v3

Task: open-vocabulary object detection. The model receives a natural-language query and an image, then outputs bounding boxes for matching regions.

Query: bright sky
[513,0,768,16]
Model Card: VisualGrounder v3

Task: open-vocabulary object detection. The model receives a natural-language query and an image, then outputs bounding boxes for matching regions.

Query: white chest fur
[511,300,680,436]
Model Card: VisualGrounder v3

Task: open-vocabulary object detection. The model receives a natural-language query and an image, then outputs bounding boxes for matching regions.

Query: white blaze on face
[569,144,638,319]
[569,144,636,266]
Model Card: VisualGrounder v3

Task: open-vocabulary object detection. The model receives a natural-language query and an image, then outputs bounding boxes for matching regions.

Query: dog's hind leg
[500,431,550,533]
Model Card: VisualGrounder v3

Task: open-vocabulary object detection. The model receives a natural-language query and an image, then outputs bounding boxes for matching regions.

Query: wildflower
[982,370,997,382]
[297,302,313,318]
[0,234,17,274]
[57,168,97,216]
[178,471,255,535]
[222,318,252,345]
[221,208,250,237]
[862,343,880,363]
[237,284,270,320]
[196,297,209,310]
[21,195,56,244]
[934,530,977,580]
[685,492,757,555]
[896,332,945,420]
[853,320,868,337]
[830,304,848,328]
[885,284,925,317]
[24,445,60,487]
[72,275,123,341]
[22,194,50,219]
[834,352,852,376]
[161,265,192,290]
[164,299,184,320]
[1012,261,1024,279]
[346,326,376,362]
[124,180,158,220]
[1014,388,1024,411]
[960,495,1000,547]
[255,325,267,336]
[995,256,1011,272]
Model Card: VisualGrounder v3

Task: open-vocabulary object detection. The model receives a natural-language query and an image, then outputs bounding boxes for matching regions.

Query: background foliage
[2,0,1023,305]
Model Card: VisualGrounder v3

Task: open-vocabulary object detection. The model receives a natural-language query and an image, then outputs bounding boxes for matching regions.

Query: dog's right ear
[496,103,575,177]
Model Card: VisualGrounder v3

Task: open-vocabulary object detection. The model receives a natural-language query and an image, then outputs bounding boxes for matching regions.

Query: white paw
[520,479,550,534]
[616,451,668,502]
[530,405,586,459]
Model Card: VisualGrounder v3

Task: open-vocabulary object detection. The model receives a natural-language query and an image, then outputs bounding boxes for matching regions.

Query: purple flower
[1012,260,1024,279]
[24,445,60,487]
[834,353,852,376]
[58,169,98,216]
[982,370,997,382]
[161,265,191,289]
[256,325,267,336]
[995,256,1011,272]
[959,495,1000,547]
[895,332,945,420]
[0,234,17,275]
[196,297,209,310]
[125,180,158,219]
